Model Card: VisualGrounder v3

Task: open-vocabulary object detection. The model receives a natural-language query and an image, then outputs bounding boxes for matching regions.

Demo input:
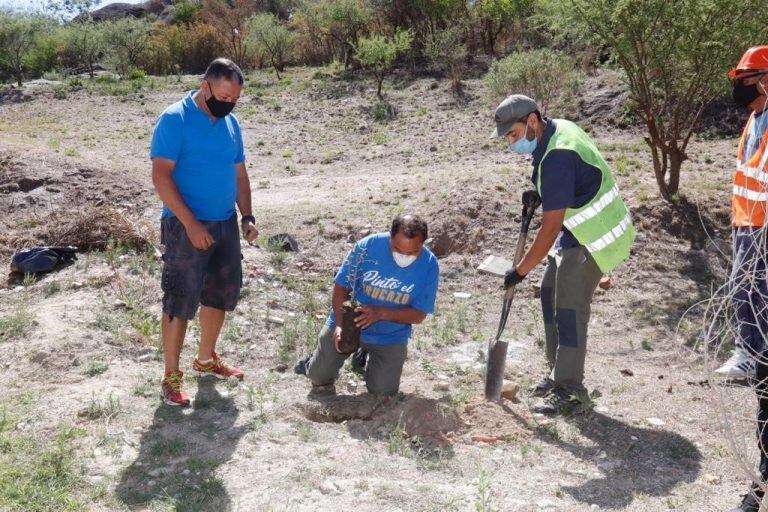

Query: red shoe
[193,352,244,381]
[161,370,190,407]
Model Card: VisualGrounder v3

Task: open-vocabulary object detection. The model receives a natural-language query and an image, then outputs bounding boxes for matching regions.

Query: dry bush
[44,207,155,252]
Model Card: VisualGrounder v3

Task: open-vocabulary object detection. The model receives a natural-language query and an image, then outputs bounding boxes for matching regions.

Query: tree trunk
[647,138,684,200]
[377,73,384,100]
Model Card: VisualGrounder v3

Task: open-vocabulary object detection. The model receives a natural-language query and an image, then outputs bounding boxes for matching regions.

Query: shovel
[484,190,541,401]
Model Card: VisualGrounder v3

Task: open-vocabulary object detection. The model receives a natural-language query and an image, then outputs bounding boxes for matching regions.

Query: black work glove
[504,268,526,289]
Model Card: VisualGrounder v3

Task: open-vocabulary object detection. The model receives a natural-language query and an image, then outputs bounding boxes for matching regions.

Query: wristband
[241,215,255,225]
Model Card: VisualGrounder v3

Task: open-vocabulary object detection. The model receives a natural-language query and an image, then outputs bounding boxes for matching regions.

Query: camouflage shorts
[160,214,242,320]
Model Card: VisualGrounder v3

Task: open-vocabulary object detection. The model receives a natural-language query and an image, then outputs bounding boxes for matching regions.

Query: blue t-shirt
[745,111,768,161]
[531,119,602,249]
[150,91,246,221]
[327,233,440,345]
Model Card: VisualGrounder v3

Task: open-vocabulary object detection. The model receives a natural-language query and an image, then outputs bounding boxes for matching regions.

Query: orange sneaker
[161,370,191,407]
[193,352,244,381]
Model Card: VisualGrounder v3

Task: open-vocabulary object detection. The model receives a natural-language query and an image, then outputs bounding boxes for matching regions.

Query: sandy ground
[0,68,756,511]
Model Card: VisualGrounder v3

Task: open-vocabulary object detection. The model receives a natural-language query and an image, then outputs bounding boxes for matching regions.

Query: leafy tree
[248,13,295,80]
[60,19,105,77]
[170,0,201,25]
[355,29,412,99]
[473,0,531,55]
[541,0,768,200]
[319,0,372,69]
[425,23,467,92]
[103,18,152,78]
[0,14,46,86]
[200,0,256,67]
[484,48,581,115]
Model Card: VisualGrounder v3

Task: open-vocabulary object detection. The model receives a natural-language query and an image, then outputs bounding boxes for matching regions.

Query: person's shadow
[116,377,245,511]
[535,411,702,508]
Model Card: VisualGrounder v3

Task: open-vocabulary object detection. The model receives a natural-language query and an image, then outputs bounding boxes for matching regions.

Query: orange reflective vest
[733,113,768,227]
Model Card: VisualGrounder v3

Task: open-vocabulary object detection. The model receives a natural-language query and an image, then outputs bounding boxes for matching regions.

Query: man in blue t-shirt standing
[150,58,258,407]
[294,215,439,396]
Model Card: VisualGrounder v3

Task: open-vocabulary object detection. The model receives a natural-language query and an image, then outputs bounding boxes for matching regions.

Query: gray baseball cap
[490,94,539,138]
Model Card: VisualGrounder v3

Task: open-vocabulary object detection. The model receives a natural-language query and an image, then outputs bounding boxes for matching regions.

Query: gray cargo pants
[539,245,603,390]
[305,325,408,396]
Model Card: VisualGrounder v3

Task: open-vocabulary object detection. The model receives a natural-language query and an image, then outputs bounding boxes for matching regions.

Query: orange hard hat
[729,46,768,78]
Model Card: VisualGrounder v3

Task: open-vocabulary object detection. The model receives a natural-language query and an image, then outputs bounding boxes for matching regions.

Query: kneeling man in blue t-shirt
[295,215,439,396]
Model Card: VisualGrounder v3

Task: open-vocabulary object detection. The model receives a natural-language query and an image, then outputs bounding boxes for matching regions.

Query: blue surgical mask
[508,121,537,154]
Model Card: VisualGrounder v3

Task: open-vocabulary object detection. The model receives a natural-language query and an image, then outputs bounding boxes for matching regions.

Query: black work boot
[532,386,588,415]
[293,355,311,376]
[529,375,554,397]
[729,490,761,512]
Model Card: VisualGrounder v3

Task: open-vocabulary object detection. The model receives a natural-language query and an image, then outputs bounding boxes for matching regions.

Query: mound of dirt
[632,197,730,250]
[0,150,152,256]
[301,392,532,448]
[462,397,532,442]
[299,394,385,423]
[427,189,511,257]
[300,394,467,447]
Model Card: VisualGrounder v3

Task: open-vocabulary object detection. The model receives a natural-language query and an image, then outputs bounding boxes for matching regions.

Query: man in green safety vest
[491,94,634,415]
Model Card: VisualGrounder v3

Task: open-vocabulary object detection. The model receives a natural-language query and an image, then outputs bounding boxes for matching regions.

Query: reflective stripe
[563,185,620,230]
[584,212,632,253]
[736,160,768,184]
[733,185,768,202]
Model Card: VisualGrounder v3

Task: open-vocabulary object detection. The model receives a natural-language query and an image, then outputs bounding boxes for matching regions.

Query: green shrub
[484,48,581,114]
[425,24,467,91]
[248,13,295,80]
[355,29,412,99]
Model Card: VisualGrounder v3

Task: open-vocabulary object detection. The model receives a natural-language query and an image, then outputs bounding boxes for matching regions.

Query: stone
[453,292,472,299]
[703,473,721,484]
[434,381,450,392]
[646,417,666,427]
[501,380,519,401]
[267,316,285,325]
[477,255,514,276]
[138,354,153,363]
[319,480,341,495]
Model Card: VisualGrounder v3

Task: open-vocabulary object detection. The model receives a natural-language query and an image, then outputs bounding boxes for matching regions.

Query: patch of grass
[641,339,654,351]
[149,437,187,458]
[281,149,293,158]
[132,377,155,398]
[294,421,318,442]
[0,425,86,511]
[474,467,496,512]
[79,393,121,420]
[257,179,270,189]
[372,129,388,145]
[84,358,108,377]
[43,280,62,297]
[0,308,35,341]
[387,421,410,456]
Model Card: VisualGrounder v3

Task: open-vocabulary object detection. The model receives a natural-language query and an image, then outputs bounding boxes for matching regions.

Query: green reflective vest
[536,119,634,273]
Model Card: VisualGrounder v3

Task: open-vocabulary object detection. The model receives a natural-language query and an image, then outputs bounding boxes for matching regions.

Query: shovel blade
[485,338,509,401]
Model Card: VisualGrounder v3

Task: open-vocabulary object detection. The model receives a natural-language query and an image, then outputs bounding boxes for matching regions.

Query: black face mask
[204,80,236,118]
[733,80,761,108]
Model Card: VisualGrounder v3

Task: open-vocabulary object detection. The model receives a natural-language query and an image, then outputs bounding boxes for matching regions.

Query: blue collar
[532,118,556,171]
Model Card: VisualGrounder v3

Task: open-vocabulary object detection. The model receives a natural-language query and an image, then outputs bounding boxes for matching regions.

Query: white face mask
[392,251,417,268]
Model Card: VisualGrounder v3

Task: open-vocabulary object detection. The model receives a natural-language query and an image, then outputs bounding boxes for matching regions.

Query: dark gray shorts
[160,214,242,320]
